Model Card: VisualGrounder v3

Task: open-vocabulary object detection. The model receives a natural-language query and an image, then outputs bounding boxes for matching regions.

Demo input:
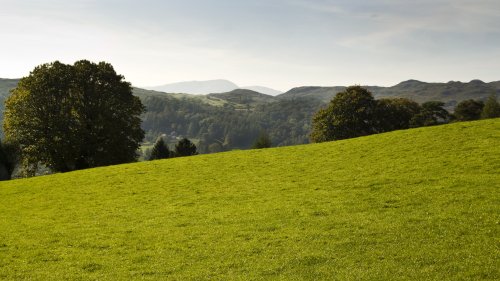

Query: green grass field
[1,119,499,280]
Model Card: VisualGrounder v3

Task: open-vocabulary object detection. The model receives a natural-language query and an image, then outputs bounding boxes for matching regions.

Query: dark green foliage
[454,99,484,121]
[0,140,20,180]
[310,87,454,142]
[0,141,13,180]
[141,95,321,151]
[374,98,421,132]
[148,137,170,160]
[175,138,198,157]
[410,101,450,127]
[3,60,144,176]
[252,131,272,149]
[310,86,377,142]
[481,94,500,119]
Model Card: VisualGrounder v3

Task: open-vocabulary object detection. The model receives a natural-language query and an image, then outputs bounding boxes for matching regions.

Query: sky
[1,0,499,91]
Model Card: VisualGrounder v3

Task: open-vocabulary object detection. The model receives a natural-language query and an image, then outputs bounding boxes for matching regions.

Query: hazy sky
[1,0,499,91]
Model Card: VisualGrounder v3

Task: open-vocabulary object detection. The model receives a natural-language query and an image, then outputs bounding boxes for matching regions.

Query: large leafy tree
[310,86,377,142]
[3,60,144,175]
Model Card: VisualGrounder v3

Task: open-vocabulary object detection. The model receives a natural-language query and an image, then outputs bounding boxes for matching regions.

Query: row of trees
[453,95,500,121]
[311,86,500,142]
[147,137,198,160]
[147,132,271,161]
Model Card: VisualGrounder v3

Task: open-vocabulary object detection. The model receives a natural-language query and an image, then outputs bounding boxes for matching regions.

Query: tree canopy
[409,101,449,127]
[374,98,421,132]
[454,99,484,121]
[310,86,377,142]
[481,94,500,119]
[3,60,144,175]
[309,86,458,143]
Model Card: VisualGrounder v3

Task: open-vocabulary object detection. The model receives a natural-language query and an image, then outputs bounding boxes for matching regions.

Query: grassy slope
[0,119,499,280]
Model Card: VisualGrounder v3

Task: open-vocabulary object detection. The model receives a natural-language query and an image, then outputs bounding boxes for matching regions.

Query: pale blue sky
[1,0,499,91]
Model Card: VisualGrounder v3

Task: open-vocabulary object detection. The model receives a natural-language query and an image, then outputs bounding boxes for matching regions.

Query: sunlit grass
[0,119,499,280]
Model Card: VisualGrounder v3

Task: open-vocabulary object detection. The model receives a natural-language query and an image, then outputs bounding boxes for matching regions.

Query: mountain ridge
[277,79,500,106]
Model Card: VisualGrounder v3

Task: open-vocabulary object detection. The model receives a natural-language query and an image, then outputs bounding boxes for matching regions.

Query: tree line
[147,137,198,160]
[310,86,500,142]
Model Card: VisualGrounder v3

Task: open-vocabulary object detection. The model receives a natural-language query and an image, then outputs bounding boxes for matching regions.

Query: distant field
[0,119,499,280]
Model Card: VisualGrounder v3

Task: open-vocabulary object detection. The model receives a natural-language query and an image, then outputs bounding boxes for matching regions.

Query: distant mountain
[145,79,239,95]
[0,78,19,98]
[373,80,499,107]
[240,86,282,96]
[145,79,283,96]
[0,78,20,129]
[278,79,500,109]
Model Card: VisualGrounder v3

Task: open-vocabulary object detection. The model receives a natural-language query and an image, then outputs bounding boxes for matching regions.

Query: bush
[149,137,170,160]
[175,138,198,157]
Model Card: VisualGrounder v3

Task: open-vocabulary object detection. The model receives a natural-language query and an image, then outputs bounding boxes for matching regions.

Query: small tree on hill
[175,138,198,157]
[481,94,500,119]
[252,131,272,149]
[148,137,170,160]
[454,99,484,121]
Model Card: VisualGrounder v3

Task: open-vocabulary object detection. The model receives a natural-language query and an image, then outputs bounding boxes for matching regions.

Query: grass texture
[0,119,499,280]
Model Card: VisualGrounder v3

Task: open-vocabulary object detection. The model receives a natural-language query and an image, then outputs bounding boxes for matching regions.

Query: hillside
[240,85,282,96]
[139,93,319,150]
[144,79,283,96]
[207,89,277,109]
[145,79,239,95]
[0,119,498,280]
